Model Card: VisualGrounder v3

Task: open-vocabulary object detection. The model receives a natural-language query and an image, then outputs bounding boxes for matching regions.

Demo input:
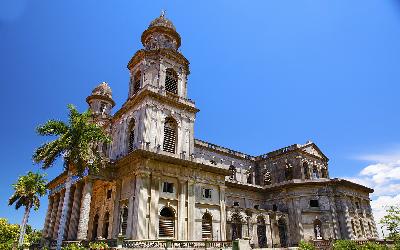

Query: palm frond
[36,120,68,136]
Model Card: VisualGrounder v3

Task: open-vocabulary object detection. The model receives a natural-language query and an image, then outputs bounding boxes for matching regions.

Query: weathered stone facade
[43,13,378,247]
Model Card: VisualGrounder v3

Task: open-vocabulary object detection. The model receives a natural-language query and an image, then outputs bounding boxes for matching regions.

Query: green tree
[33,104,111,250]
[380,205,400,240]
[299,240,316,250]
[8,171,47,248]
[0,218,19,250]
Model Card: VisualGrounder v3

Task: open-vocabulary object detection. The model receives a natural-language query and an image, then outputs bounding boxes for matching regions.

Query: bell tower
[112,12,198,159]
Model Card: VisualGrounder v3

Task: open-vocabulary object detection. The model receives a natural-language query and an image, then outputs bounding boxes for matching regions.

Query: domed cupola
[141,11,181,50]
[86,82,115,117]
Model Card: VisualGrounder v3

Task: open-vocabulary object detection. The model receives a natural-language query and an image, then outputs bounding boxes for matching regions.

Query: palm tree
[33,104,111,250]
[9,171,47,247]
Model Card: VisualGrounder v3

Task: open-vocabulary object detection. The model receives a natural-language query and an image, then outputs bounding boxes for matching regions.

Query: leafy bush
[89,241,108,249]
[61,243,86,250]
[0,218,20,250]
[333,240,358,250]
[299,240,316,250]
[359,242,389,250]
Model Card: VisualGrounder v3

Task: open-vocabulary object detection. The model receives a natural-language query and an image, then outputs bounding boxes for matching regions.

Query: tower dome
[91,82,113,99]
[141,11,181,50]
[148,11,176,31]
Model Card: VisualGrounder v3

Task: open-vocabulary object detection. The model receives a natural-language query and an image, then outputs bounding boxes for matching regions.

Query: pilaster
[53,189,65,239]
[47,193,60,239]
[67,182,83,240]
[131,172,150,239]
[77,179,93,240]
[187,179,195,240]
[219,185,226,241]
[111,179,122,238]
[177,178,187,240]
[42,195,54,238]
[149,175,160,239]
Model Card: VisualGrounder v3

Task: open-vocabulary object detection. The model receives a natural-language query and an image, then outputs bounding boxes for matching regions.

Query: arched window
[163,118,177,154]
[303,162,310,179]
[92,214,99,240]
[247,170,253,184]
[257,216,267,248]
[133,70,141,95]
[264,171,271,185]
[321,167,328,178]
[285,163,293,181]
[120,207,128,236]
[128,119,135,153]
[231,213,242,240]
[229,165,236,181]
[159,207,175,238]
[165,68,178,94]
[102,212,110,239]
[278,218,287,247]
[202,213,213,240]
[312,166,319,179]
[314,219,322,239]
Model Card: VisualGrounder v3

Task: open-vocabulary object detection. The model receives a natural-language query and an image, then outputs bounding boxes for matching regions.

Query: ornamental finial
[161,9,166,17]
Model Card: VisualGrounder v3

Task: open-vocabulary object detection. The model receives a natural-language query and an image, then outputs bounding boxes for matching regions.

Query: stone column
[177,179,187,240]
[149,175,160,239]
[67,182,83,240]
[187,180,196,240]
[328,195,340,239]
[265,214,273,248]
[219,185,227,241]
[47,193,60,239]
[63,184,76,238]
[42,195,54,237]
[53,190,65,239]
[77,179,93,240]
[126,195,135,238]
[343,199,354,239]
[131,172,149,239]
[111,179,122,238]
[294,198,304,242]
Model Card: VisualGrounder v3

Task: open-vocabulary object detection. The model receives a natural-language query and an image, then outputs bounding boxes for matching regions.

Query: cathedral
[42,13,378,248]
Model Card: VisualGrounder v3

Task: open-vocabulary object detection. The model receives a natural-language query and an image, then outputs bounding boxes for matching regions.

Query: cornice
[127,48,189,74]
[112,87,199,121]
[86,94,116,107]
[141,26,181,48]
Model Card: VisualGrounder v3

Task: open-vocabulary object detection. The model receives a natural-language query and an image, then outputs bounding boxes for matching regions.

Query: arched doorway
[257,216,267,248]
[92,214,99,240]
[231,213,242,240]
[102,212,110,239]
[314,219,322,239]
[278,218,287,247]
[202,213,213,240]
[159,207,175,238]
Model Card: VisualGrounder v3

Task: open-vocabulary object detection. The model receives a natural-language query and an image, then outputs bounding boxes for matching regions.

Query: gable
[300,143,328,161]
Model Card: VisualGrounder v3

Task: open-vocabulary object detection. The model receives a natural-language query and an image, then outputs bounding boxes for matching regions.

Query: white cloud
[342,150,400,238]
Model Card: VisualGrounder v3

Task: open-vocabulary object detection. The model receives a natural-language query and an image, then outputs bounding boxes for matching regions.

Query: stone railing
[122,240,232,249]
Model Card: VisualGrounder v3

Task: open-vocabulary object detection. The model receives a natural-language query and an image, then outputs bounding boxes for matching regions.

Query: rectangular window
[233,201,240,207]
[310,200,319,207]
[202,188,212,199]
[106,189,112,199]
[163,182,174,193]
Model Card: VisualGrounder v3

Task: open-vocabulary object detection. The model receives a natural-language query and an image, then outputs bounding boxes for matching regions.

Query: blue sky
[1,0,400,232]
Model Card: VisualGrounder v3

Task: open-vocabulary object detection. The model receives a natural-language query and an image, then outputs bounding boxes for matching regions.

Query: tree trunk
[18,204,31,247]
[56,169,73,250]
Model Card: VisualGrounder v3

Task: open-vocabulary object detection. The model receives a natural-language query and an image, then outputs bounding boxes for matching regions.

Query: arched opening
[133,70,141,95]
[165,68,178,94]
[159,207,175,238]
[92,214,99,240]
[120,207,128,236]
[264,171,271,185]
[321,168,328,178]
[247,171,253,184]
[231,213,242,240]
[285,163,293,181]
[229,165,236,181]
[128,119,135,153]
[314,219,322,239]
[257,216,267,248]
[278,218,287,247]
[303,162,310,179]
[102,212,110,239]
[202,213,213,240]
[312,166,319,179]
[163,118,177,154]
